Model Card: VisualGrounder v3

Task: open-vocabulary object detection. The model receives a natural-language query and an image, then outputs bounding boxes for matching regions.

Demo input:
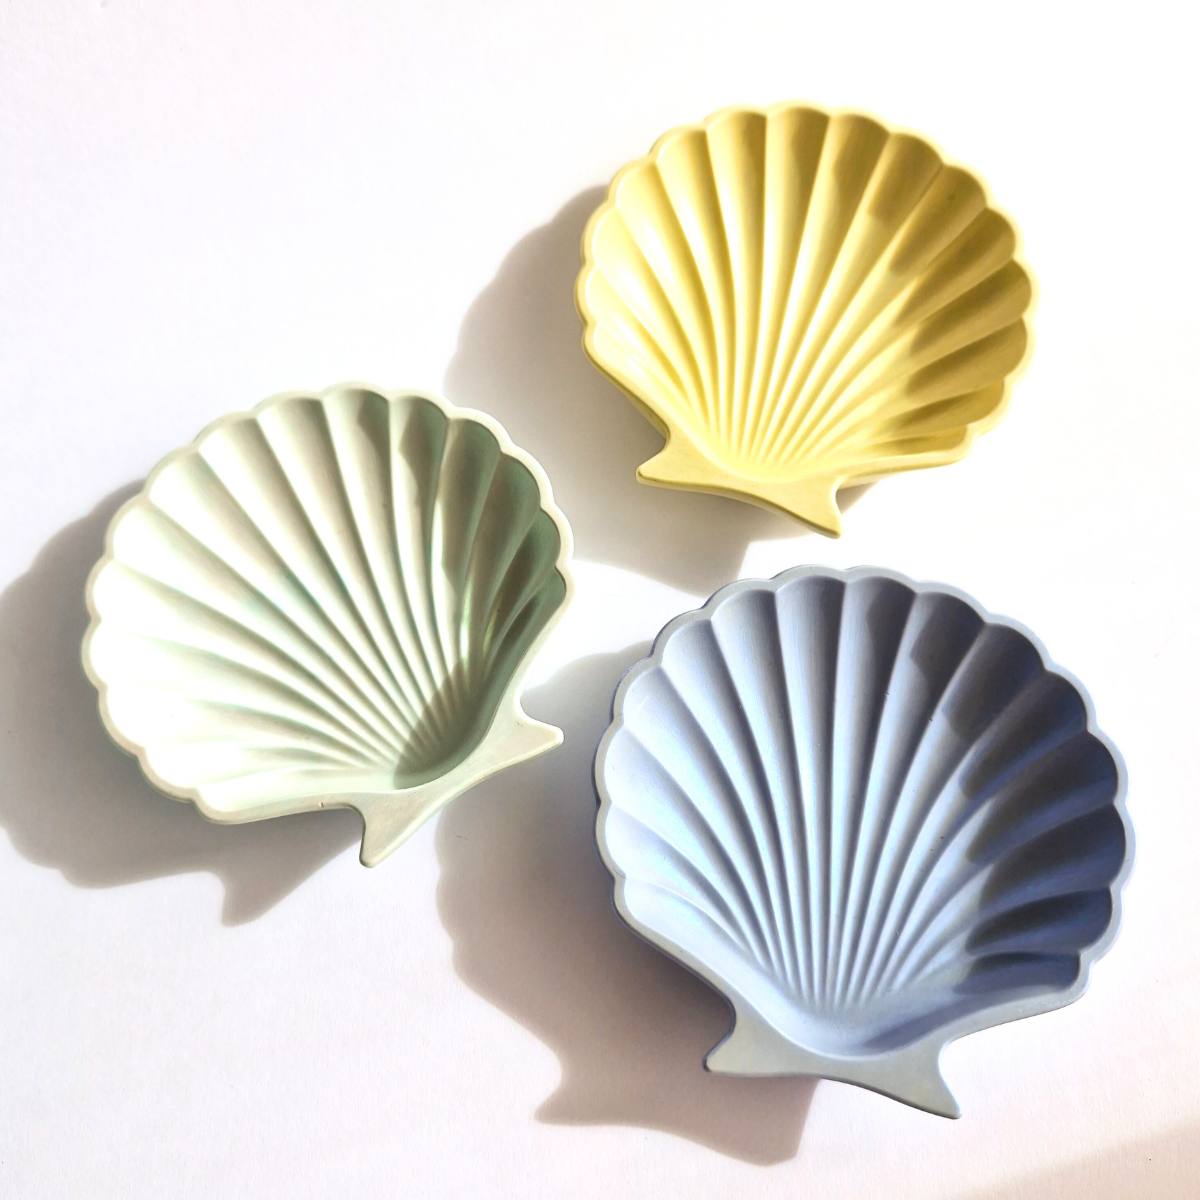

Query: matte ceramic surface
[84,385,573,866]
[595,567,1130,1116]
[577,105,1033,535]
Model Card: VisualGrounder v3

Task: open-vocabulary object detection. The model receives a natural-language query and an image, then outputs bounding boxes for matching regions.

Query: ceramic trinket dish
[595,567,1130,1115]
[84,385,572,865]
[577,105,1033,534]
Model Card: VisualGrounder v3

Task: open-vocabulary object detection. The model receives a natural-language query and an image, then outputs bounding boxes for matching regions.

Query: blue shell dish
[595,566,1131,1117]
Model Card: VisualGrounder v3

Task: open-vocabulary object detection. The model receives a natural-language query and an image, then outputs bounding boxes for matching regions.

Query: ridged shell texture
[596,569,1128,1114]
[85,387,570,864]
[578,106,1033,533]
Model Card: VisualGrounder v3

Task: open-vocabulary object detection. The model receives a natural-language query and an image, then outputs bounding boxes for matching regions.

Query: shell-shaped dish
[595,567,1129,1116]
[85,385,572,866]
[577,105,1033,534]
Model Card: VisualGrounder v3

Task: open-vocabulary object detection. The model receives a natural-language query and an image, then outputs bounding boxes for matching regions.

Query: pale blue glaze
[594,567,1131,1116]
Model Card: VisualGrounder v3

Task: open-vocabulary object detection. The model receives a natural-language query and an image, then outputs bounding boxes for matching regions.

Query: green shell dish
[83,385,573,865]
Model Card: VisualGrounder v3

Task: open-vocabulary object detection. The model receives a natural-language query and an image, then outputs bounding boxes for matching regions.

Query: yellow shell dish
[576,104,1033,534]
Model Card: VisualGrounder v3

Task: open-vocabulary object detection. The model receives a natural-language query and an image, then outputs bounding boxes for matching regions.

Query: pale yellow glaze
[577,104,1033,534]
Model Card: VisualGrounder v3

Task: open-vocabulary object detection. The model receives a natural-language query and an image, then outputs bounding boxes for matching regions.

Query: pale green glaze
[84,385,573,865]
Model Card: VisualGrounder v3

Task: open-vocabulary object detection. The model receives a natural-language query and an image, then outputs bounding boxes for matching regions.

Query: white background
[2,1,1198,1196]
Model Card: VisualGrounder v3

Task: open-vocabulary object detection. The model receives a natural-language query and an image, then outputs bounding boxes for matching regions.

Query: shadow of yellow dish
[576,104,1033,535]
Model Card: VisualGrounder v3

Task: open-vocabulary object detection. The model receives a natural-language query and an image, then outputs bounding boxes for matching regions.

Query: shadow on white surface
[0,490,360,924]
[437,649,816,1165]
[434,186,871,1163]
[445,189,808,595]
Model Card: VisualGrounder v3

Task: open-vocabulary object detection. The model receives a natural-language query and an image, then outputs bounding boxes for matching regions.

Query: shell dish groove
[595,567,1130,1116]
[577,104,1033,534]
[84,385,572,866]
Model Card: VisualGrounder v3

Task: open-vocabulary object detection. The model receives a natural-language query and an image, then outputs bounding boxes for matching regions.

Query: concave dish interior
[595,567,1130,1116]
[576,104,1033,535]
[84,384,572,865]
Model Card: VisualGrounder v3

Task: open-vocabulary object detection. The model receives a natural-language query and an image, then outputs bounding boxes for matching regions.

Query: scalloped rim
[82,383,575,865]
[594,565,1131,1115]
[575,102,1038,534]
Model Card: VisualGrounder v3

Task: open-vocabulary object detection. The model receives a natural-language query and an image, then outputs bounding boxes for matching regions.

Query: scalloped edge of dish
[575,103,1039,536]
[594,565,1131,1116]
[83,383,576,867]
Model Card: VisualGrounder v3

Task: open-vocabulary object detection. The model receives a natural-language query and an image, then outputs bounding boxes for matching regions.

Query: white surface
[1,1,1196,1195]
